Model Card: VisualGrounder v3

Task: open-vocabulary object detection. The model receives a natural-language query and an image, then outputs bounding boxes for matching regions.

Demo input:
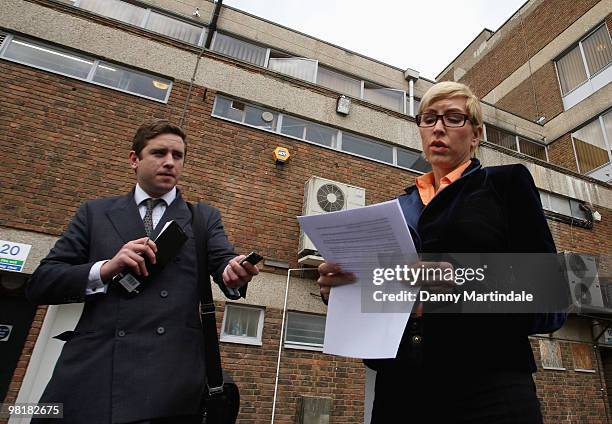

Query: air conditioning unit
[298,176,365,257]
[564,252,603,310]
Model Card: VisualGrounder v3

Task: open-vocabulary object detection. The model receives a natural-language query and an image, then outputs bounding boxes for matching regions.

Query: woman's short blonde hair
[418,81,483,129]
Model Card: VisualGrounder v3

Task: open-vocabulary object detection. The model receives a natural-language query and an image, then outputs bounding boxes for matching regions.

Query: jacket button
[160,290,168,298]
[156,326,166,335]
[117,330,126,337]
[411,335,422,344]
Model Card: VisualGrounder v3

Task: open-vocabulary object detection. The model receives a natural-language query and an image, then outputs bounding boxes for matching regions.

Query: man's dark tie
[142,198,164,237]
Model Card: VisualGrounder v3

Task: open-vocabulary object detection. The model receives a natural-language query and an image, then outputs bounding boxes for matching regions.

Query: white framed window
[483,124,548,162]
[144,11,207,46]
[342,132,394,164]
[212,95,431,174]
[539,190,589,221]
[211,32,268,67]
[220,304,264,346]
[556,23,612,110]
[284,311,325,350]
[213,96,278,131]
[280,115,336,148]
[268,57,318,83]
[316,66,361,97]
[75,0,207,47]
[570,111,612,182]
[485,125,518,151]
[363,82,406,113]
[75,0,145,26]
[0,34,172,102]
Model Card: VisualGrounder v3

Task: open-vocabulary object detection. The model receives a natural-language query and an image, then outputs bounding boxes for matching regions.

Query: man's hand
[222,255,259,289]
[100,237,157,281]
[317,262,356,304]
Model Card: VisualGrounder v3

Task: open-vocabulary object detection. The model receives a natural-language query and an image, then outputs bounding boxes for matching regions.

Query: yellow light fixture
[152,80,169,90]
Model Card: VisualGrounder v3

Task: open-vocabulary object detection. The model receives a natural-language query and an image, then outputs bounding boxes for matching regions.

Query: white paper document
[298,199,418,359]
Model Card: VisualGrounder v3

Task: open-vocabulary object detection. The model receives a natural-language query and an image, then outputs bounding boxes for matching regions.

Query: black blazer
[28,190,240,423]
[367,159,566,374]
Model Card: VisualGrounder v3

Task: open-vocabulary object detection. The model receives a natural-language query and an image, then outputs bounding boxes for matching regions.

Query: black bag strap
[187,202,225,396]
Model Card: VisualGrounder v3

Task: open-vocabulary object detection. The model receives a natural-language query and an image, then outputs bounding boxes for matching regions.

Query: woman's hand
[412,261,456,294]
[317,262,356,304]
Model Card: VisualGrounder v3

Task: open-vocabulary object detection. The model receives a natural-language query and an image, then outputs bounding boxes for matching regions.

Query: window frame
[539,189,591,226]
[570,110,612,177]
[0,33,172,103]
[73,0,208,47]
[554,22,612,108]
[212,95,430,174]
[220,303,265,346]
[283,311,326,351]
[482,123,548,162]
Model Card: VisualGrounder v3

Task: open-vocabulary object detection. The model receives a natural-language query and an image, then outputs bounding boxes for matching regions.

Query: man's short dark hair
[131,120,187,158]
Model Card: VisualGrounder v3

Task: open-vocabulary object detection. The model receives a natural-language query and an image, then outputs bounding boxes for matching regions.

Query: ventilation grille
[317,183,345,212]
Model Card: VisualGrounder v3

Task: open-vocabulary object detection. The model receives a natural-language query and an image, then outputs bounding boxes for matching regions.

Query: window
[92,62,172,102]
[213,96,278,130]
[145,12,206,46]
[211,33,268,67]
[244,104,278,130]
[413,98,421,116]
[3,38,94,79]
[581,26,612,77]
[518,137,547,161]
[284,311,325,350]
[556,24,612,109]
[363,82,405,113]
[316,66,361,97]
[280,115,336,147]
[483,124,548,162]
[75,0,207,47]
[397,148,430,172]
[571,117,610,174]
[212,95,431,173]
[268,57,317,83]
[486,125,517,151]
[557,45,588,95]
[539,190,589,221]
[76,0,145,26]
[0,34,172,102]
[220,304,264,345]
[342,132,393,164]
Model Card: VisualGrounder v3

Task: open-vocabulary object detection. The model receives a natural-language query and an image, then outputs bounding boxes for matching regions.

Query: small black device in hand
[239,251,263,266]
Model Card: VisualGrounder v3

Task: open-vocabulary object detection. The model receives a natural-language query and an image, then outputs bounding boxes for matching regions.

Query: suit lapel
[106,191,146,244]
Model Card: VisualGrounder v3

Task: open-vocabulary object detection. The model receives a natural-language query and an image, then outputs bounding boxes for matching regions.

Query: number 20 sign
[0,240,32,273]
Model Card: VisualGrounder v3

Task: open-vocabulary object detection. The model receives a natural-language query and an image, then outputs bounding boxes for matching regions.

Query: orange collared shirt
[415,160,472,206]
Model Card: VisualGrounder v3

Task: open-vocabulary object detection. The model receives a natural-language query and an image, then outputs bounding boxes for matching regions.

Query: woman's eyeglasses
[416,113,471,128]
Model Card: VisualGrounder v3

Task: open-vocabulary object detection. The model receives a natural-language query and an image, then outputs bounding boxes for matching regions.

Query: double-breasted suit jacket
[28,190,241,423]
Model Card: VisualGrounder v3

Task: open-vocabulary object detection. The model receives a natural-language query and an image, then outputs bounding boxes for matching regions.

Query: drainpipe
[204,0,223,49]
[179,0,223,127]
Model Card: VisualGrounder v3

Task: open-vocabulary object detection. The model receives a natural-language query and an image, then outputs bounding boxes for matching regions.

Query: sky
[222,0,528,81]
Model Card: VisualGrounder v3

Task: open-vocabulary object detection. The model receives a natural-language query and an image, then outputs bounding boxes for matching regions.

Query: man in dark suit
[27,120,258,423]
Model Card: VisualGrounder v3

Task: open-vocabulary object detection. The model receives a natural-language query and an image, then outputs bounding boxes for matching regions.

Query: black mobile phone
[240,251,264,266]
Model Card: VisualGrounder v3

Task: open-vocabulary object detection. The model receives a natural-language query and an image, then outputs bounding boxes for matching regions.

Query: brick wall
[442,0,600,99]
[0,60,414,265]
[219,306,365,423]
[2,57,612,423]
[533,338,609,423]
[496,62,564,122]
[547,134,579,173]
